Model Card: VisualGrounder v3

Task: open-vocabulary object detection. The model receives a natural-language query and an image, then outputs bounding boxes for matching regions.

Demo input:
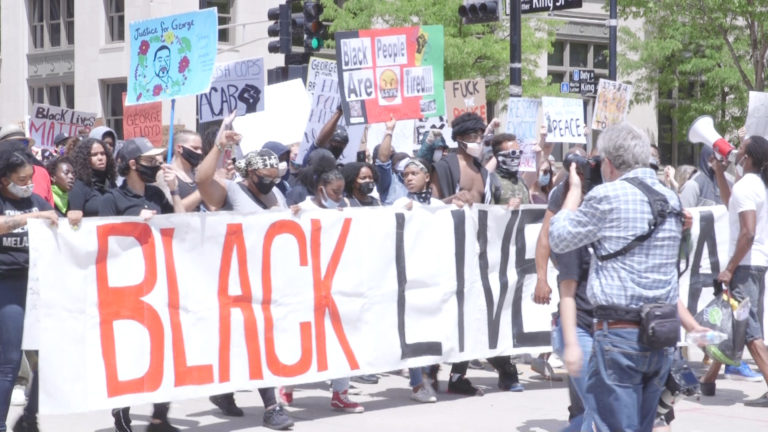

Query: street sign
[560,82,570,93]
[506,0,583,15]
[568,82,581,94]
[580,81,596,95]
[573,69,595,83]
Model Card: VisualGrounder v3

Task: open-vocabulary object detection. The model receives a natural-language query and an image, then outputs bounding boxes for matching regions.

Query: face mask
[495,151,521,177]
[181,146,203,167]
[252,176,276,195]
[330,145,344,159]
[538,173,551,186]
[7,182,34,199]
[459,140,483,158]
[432,149,444,163]
[358,181,375,195]
[320,186,342,209]
[136,163,160,184]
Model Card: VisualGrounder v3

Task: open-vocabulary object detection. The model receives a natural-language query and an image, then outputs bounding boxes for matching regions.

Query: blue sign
[560,82,570,93]
[573,70,580,81]
[127,8,218,105]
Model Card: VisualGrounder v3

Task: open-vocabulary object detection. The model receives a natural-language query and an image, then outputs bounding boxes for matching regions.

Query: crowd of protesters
[0,108,766,432]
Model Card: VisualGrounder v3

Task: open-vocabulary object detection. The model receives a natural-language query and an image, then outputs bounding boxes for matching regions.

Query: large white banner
[27,204,766,415]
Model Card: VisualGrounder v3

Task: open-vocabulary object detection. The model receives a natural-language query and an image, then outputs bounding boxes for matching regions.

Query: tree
[320,0,563,105]
[619,0,768,164]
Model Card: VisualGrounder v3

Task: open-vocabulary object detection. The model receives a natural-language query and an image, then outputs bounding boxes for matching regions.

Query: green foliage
[319,0,563,103]
[620,0,768,143]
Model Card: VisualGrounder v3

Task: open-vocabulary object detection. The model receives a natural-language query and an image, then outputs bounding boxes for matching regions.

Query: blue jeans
[587,327,672,432]
[0,273,28,431]
[552,319,595,432]
[409,367,426,388]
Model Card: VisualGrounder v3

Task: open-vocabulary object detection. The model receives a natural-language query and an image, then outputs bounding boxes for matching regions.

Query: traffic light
[267,4,292,54]
[458,1,499,25]
[302,1,326,51]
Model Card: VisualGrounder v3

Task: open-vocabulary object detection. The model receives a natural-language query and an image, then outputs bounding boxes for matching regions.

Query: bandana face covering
[495,150,521,179]
[408,189,432,204]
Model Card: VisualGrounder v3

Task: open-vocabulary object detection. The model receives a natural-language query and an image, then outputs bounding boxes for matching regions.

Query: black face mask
[330,145,345,159]
[181,146,203,167]
[358,181,375,195]
[136,163,160,184]
[252,176,276,195]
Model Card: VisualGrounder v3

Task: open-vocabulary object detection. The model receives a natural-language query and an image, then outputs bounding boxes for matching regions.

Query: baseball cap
[116,137,165,165]
[53,132,69,147]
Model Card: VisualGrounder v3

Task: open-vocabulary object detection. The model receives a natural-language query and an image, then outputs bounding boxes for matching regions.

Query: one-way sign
[506,0,583,15]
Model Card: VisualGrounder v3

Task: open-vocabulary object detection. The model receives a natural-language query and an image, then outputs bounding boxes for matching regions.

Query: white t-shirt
[392,196,447,209]
[225,180,287,212]
[728,173,768,266]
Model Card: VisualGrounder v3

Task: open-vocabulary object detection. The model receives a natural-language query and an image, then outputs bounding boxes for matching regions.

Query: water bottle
[686,330,728,346]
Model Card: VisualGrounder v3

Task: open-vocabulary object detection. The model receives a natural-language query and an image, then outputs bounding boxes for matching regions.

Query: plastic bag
[693,293,747,366]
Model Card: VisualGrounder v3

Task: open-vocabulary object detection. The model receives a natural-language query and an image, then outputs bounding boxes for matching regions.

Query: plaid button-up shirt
[549,168,681,308]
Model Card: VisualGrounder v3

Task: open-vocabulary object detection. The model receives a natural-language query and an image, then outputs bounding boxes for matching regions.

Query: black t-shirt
[69,179,113,216]
[98,183,174,216]
[547,180,594,330]
[0,192,53,274]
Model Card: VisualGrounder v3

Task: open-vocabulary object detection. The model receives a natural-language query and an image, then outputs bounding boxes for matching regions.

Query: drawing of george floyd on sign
[541,97,586,144]
[127,8,218,105]
[198,58,265,123]
[335,25,445,125]
[29,104,97,148]
[591,79,632,131]
[445,78,487,123]
[506,98,541,172]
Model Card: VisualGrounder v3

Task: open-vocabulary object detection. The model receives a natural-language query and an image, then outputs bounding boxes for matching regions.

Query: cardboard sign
[122,93,162,146]
[127,8,218,105]
[745,91,768,139]
[445,79,487,123]
[415,116,457,149]
[28,104,97,149]
[506,98,541,172]
[335,25,445,125]
[366,120,416,155]
[591,79,633,131]
[198,57,265,123]
[542,97,585,144]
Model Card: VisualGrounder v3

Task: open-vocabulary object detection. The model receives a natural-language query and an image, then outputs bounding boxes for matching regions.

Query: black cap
[53,133,69,147]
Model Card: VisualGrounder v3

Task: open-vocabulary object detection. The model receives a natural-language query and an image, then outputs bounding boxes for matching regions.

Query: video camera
[563,153,603,195]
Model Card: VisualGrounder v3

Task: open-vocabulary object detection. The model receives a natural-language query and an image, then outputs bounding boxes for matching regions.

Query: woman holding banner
[0,147,58,432]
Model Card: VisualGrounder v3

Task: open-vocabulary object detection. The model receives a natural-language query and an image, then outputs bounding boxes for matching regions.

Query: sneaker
[548,354,564,369]
[146,419,180,432]
[278,387,293,406]
[652,416,671,432]
[725,361,763,382]
[426,365,440,394]
[10,385,26,406]
[447,375,484,396]
[468,359,484,369]
[498,364,524,391]
[531,357,554,379]
[12,416,39,432]
[351,374,379,384]
[112,407,133,432]
[263,405,294,430]
[330,390,364,413]
[410,385,437,403]
[744,392,768,407]
[209,393,244,416]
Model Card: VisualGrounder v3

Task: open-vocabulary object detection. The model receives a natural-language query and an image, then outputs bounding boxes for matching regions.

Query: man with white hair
[549,123,684,432]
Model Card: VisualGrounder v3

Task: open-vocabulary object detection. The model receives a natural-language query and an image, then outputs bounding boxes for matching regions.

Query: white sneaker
[410,385,437,403]
[11,385,26,406]
[548,354,564,369]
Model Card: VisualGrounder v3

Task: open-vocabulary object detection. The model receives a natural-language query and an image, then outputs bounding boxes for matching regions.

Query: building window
[547,40,609,84]
[103,81,127,139]
[29,0,74,49]
[29,83,74,107]
[106,0,124,43]
[201,0,233,44]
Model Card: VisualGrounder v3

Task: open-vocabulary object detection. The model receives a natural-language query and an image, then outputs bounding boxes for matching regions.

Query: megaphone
[688,115,735,162]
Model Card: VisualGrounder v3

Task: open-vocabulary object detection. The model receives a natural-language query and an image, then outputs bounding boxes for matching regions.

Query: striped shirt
[549,168,681,308]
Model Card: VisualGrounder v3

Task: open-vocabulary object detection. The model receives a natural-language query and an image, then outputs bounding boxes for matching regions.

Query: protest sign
[506,98,541,172]
[745,91,768,139]
[445,79,487,123]
[366,120,416,155]
[542,97,585,144]
[198,57,265,123]
[335,25,445,125]
[415,116,456,149]
[233,79,311,154]
[591,79,632,130]
[28,104,97,149]
[27,204,767,413]
[127,8,218,105]
[122,93,162,146]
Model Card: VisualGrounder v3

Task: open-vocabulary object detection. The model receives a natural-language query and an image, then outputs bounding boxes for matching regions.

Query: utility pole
[609,0,617,80]
[509,0,522,98]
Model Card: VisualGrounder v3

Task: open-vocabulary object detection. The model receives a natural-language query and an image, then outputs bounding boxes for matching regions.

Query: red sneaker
[330,390,364,413]
[278,387,293,406]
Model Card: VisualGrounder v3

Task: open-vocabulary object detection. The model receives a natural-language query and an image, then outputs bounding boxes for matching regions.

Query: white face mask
[460,141,483,158]
[432,149,444,163]
[8,182,34,199]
